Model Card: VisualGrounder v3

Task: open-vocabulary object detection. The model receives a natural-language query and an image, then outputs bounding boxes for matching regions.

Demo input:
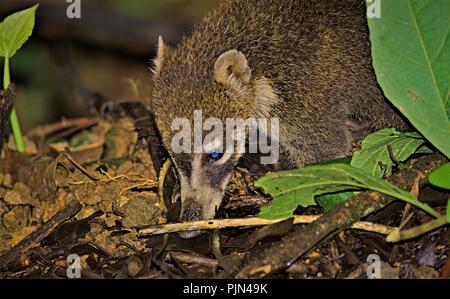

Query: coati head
[151,37,279,238]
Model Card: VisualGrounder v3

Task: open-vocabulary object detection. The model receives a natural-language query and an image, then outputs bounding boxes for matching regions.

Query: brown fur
[151,0,408,230]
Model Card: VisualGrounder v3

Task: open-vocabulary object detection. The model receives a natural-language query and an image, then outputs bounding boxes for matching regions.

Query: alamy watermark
[66,0,81,19]
[366,254,381,278]
[66,0,381,20]
[66,254,81,278]
[170,110,280,165]
[366,0,381,19]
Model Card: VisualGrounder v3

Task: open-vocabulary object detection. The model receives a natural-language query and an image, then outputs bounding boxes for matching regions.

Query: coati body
[151,0,407,237]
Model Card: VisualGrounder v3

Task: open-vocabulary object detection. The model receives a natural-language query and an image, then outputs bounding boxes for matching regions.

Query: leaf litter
[0,115,448,279]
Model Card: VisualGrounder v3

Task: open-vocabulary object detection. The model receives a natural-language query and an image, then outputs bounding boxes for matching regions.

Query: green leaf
[447,200,450,223]
[315,130,424,212]
[429,162,450,190]
[258,192,316,219]
[0,4,39,58]
[367,0,450,158]
[316,191,356,212]
[351,128,424,178]
[313,157,355,211]
[414,144,434,154]
[256,163,439,219]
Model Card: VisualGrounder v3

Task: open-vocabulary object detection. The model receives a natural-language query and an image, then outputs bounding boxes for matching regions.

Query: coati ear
[214,50,252,90]
[152,36,173,76]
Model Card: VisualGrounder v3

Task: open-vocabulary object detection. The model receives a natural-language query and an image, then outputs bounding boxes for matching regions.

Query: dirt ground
[0,112,448,279]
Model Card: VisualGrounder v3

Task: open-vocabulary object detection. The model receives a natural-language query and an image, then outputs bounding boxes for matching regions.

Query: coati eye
[208,150,223,161]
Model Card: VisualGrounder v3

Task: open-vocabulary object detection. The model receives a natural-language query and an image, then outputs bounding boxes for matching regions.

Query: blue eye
[208,150,223,161]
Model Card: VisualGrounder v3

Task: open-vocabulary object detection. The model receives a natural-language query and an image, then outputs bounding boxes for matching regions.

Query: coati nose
[178,199,204,238]
[180,199,202,220]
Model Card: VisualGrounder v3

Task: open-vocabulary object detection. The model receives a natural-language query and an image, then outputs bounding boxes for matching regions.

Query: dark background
[0,0,220,131]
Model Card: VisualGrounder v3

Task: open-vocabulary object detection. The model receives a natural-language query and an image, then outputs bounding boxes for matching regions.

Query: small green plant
[351,129,424,178]
[0,4,39,152]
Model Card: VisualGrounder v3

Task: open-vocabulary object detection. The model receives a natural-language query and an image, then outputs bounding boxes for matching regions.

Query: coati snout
[150,0,408,238]
[175,152,240,239]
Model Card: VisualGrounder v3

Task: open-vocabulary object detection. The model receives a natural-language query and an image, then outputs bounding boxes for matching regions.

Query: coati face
[151,37,278,238]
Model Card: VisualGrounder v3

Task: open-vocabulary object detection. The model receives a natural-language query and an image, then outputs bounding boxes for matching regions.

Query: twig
[400,174,421,225]
[118,181,158,196]
[386,215,448,243]
[63,151,99,181]
[211,229,234,274]
[211,230,223,260]
[137,215,395,236]
[398,211,415,230]
[388,144,403,166]
[26,117,100,139]
[167,251,219,268]
[158,159,172,214]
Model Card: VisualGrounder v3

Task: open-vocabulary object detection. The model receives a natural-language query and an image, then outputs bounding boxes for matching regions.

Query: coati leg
[345,119,372,144]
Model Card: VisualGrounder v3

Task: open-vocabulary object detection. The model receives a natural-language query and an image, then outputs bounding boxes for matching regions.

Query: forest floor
[0,115,448,279]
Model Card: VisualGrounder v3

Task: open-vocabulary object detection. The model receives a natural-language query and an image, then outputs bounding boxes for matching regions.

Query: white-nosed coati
[151,0,407,237]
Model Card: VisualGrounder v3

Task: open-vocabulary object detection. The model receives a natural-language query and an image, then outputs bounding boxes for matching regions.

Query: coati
[151,0,407,237]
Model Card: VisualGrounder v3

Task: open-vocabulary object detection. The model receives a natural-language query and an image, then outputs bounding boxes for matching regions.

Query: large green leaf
[429,162,450,190]
[0,4,39,58]
[367,0,450,158]
[351,128,424,178]
[447,200,450,223]
[256,163,439,219]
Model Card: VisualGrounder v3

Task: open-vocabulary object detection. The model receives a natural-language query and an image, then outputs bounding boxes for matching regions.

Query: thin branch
[386,215,448,242]
[63,151,99,181]
[138,215,395,236]
[158,159,172,214]
[26,117,101,139]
